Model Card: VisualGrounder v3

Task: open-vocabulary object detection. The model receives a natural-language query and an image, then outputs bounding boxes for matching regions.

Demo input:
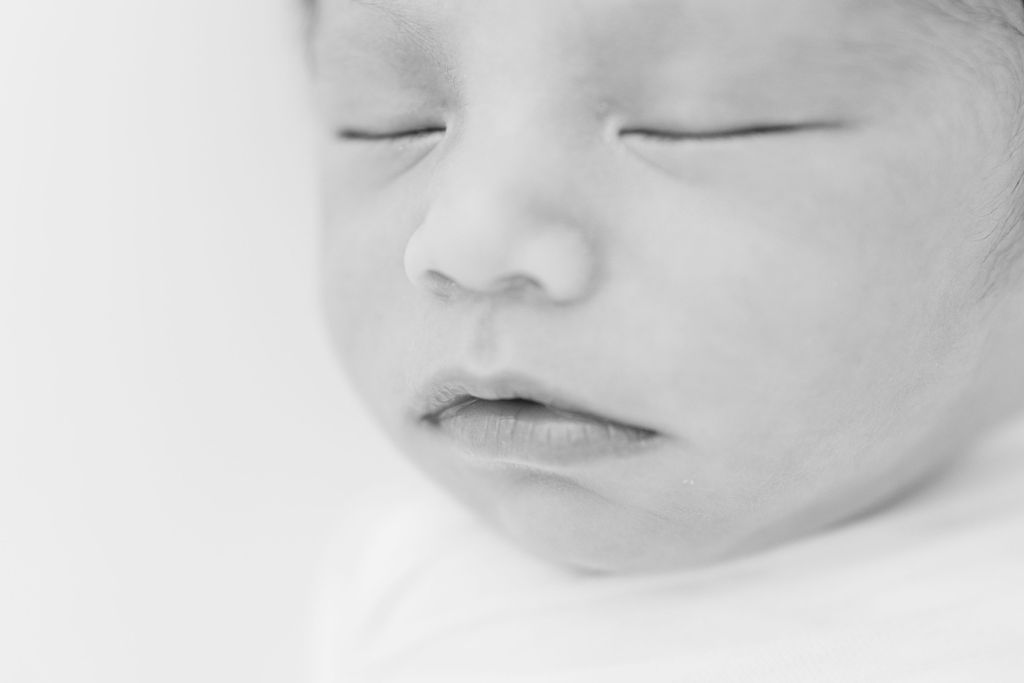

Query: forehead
[312,0,1023,119]
[313,0,971,62]
[313,0,948,106]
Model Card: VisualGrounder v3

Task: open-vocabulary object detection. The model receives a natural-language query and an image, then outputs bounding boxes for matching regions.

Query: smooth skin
[313,0,1024,573]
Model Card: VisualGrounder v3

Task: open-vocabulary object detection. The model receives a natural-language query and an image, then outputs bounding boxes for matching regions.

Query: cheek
[319,174,423,409]
[608,140,992,454]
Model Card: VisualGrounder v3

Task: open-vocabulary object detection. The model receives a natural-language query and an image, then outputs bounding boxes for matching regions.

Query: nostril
[419,271,540,300]
[492,274,543,294]
[423,269,460,298]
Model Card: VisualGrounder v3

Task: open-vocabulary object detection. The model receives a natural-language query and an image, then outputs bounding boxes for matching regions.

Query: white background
[1,2,409,680]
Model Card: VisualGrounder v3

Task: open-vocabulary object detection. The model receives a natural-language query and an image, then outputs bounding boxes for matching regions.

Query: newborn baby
[309,0,1024,679]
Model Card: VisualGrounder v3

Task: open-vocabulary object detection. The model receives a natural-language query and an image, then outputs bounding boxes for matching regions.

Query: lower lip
[426,399,660,467]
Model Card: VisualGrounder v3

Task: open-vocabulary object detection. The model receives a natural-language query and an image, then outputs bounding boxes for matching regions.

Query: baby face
[313,0,1024,572]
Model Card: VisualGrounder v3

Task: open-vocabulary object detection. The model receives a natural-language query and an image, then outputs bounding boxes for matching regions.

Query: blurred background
[0,1,410,680]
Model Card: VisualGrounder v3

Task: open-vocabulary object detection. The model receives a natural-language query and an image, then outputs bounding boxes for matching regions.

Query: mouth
[416,373,662,467]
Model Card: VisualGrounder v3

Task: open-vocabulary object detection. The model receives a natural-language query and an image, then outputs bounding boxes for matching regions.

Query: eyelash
[620,122,839,142]
[336,127,447,143]
[335,121,840,145]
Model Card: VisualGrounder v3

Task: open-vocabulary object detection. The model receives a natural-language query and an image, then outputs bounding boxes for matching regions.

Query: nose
[403,161,597,304]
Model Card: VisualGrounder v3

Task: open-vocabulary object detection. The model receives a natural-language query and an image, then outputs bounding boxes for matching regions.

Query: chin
[470,468,932,575]
[469,475,744,575]
[504,520,744,576]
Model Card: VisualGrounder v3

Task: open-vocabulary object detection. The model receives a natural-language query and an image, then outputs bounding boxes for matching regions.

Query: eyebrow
[313,0,455,86]
[346,0,432,42]
[928,0,1024,28]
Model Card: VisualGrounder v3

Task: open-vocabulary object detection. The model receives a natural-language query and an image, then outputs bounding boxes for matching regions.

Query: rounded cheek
[320,197,421,421]
[585,159,993,511]
[660,142,980,404]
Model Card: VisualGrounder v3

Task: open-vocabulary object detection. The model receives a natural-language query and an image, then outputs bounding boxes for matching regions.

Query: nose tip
[403,221,594,303]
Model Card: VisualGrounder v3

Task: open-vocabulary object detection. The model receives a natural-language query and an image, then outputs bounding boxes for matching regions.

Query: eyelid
[336,126,447,142]
[620,122,844,141]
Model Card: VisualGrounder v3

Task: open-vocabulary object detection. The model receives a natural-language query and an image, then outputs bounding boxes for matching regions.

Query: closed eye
[336,126,446,143]
[620,122,844,142]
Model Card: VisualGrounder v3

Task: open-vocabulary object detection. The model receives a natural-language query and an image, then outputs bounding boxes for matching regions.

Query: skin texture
[312,0,1024,573]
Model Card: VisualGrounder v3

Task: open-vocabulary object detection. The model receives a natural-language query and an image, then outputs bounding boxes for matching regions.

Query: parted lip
[415,370,660,436]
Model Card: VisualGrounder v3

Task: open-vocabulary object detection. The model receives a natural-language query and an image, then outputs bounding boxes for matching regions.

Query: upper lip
[415,370,660,434]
